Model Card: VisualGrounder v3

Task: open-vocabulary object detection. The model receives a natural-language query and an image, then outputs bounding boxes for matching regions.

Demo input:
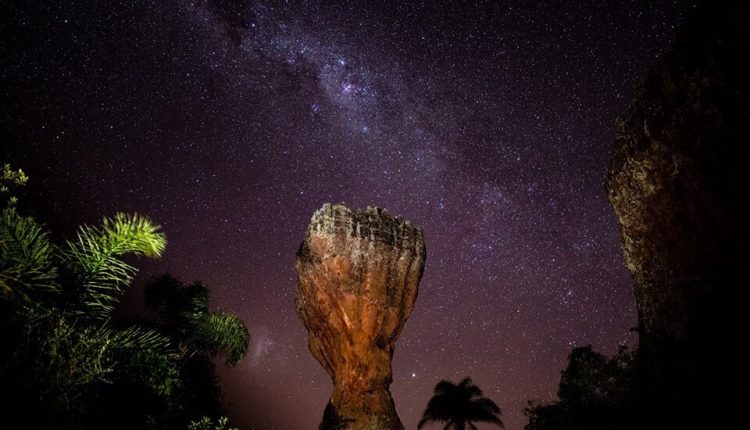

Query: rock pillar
[296,203,426,429]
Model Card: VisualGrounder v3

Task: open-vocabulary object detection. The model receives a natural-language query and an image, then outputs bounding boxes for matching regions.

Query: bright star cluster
[0,1,690,428]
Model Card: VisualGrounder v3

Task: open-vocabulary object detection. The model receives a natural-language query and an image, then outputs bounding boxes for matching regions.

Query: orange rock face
[296,203,426,430]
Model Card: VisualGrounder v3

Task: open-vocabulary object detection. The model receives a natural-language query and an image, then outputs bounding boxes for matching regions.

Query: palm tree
[418,378,504,430]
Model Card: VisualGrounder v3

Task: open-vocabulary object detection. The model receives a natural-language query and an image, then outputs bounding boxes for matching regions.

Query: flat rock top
[301,202,425,254]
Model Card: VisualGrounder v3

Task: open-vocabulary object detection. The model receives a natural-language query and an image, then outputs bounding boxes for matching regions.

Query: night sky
[1,1,691,428]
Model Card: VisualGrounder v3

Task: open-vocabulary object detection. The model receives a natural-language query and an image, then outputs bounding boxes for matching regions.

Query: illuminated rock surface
[296,203,426,430]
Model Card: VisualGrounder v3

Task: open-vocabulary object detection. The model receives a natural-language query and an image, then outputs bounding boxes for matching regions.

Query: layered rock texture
[607,3,748,425]
[296,203,426,430]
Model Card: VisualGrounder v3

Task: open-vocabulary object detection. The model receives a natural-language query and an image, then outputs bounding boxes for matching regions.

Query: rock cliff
[606,3,748,425]
[296,203,426,429]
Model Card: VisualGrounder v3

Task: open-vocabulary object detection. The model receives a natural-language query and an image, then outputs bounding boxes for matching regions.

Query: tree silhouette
[133,274,250,427]
[523,345,635,430]
[144,274,249,365]
[418,377,504,430]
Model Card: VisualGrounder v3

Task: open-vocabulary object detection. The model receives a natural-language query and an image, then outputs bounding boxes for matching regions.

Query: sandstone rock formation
[606,3,748,426]
[296,203,426,430]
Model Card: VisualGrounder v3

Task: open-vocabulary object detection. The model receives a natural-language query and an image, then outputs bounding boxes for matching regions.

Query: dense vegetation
[0,165,248,430]
[523,345,636,430]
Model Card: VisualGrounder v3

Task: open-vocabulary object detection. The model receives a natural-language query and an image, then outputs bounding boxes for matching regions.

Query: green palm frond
[192,312,249,365]
[108,324,180,396]
[0,207,59,304]
[110,325,173,352]
[41,317,117,388]
[61,213,166,318]
[100,213,166,258]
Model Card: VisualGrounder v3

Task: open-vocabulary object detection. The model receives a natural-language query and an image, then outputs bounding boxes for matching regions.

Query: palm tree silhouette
[418,378,504,430]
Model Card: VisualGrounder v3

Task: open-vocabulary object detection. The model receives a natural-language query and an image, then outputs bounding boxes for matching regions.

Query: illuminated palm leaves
[193,312,250,366]
[0,164,56,304]
[1,166,246,428]
[61,212,166,319]
[109,325,180,396]
[38,319,170,387]
[1,208,167,316]
[1,204,173,400]
[0,208,58,305]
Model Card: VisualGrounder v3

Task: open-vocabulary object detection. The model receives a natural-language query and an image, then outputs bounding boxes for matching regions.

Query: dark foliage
[0,168,248,429]
[145,274,249,366]
[523,346,635,430]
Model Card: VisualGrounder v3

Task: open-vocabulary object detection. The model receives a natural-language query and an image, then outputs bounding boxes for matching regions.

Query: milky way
[1,1,691,428]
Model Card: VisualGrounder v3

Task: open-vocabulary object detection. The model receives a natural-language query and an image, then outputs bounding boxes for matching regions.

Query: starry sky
[1,1,691,428]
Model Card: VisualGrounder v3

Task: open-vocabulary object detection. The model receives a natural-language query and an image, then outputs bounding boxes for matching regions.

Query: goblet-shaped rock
[296,203,426,430]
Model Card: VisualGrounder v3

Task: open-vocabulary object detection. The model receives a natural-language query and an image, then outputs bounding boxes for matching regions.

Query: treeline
[523,345,636,430]
[0,165,249,430]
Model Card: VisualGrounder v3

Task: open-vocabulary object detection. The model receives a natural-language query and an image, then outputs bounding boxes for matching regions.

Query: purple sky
[1,1,690,428]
